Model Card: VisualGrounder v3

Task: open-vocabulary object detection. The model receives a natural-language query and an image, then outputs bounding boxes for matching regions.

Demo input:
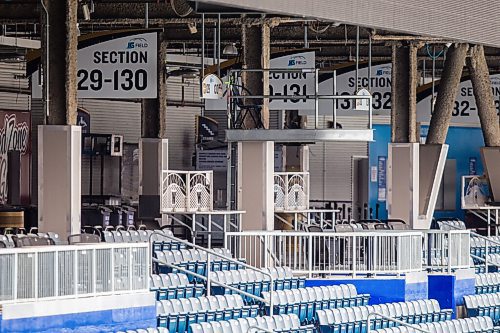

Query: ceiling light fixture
[223,43,238,56]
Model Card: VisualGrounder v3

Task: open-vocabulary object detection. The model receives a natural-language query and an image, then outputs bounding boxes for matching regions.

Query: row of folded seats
[0,232,62,247]
[155,248,246,280]
[209,267,306,300]
[471,236,500,257]
[436,219,466,231]
[150,273,205,300]
[464,293,500,323]
[116,329,167,333]
[262,286,369,324]
[190,314,313,333]
[102,229,179,245]
[316,299,452,333]
[156,294,258,333]
[372,317,498,333]
[476,273,500,294]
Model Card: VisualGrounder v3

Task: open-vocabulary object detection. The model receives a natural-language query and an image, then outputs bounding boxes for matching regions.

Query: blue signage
[377,156,387,202]
[469,157,477,175]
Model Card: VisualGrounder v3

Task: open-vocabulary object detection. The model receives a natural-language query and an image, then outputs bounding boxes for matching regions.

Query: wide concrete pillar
[38,126,81,239]
[387,143,419,227]
[38,0,80,239]
[237,141,274,231]
[426,44,469,144]
[241,23,270,129]
[390,44,418,143]
[139,33,168,224]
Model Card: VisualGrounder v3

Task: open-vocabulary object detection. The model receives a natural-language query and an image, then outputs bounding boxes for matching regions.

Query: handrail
[149,231,274,314]
[366,312,430,333]
[151,258,269,307]
[248,325,274,333]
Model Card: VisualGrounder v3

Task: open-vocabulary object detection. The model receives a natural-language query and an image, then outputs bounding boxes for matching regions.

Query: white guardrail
[0,243,149,304]
[274,172,309,212]
[225,231,423,277]
[422,230,471,273]
[161,170,213,213]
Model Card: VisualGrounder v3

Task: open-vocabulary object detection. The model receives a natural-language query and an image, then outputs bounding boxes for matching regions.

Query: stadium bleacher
[5,219,500,333]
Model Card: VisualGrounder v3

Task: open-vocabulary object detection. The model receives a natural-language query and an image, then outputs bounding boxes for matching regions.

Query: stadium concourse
[2,0,500,332]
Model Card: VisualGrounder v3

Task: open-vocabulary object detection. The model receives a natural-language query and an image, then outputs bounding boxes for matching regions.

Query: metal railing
[0,243,149,304]
[163,210,244,249]
[161,170,214,213]
[150,232,274,314]
[422,230,471,273]
[274,172,310,212]
[225,230,423,277]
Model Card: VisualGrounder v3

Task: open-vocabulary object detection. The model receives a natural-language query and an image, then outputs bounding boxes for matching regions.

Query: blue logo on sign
[126,38,148,49]
[287,55,307,67]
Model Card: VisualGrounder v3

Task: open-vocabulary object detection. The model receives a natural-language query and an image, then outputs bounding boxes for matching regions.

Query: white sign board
[205,51,316,111]
[201,74,224,99]
[417,74,500,125]
[196,146,283,171]
[33,32,158,99]
[301,63,392,116]
[269,51,316,110]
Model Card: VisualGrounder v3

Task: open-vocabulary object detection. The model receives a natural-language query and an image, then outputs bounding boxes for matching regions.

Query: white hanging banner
[417,74,500,126]
[32,31,158,99]
[268,51,316,110]
[201,74,224,99]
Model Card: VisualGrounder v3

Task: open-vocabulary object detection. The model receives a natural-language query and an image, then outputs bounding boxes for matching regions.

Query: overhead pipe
[355,25,359,92]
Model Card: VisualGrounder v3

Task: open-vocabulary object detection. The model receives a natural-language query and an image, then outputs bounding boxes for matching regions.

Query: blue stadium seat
[371,316,498,333]
[316,299,451,333]
[156,295,258,333]
[150,273,204,300]
[262,285,370,324]
[189,314,313,333]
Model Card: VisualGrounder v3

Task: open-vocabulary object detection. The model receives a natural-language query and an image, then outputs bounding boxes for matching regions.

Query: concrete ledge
[0,292,156,333]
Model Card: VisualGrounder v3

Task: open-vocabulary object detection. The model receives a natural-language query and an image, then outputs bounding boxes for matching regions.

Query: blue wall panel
[369,124,485,220]
[0,306,156,333]
[306,276,427,305]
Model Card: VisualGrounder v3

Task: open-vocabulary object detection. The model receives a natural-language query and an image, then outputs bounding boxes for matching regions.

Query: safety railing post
[308,234,313,278]
[206,253,211,296]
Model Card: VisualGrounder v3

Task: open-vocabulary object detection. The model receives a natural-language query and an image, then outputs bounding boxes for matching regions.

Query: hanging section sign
[417,74,500,126]
[31,31,158,99]
[269,51,316,110]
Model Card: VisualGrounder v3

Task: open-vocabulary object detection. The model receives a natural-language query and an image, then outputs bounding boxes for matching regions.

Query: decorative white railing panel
[0,243,149,304]
[225,230,423,277]
[162,170,213,213]
[274,172,309,212]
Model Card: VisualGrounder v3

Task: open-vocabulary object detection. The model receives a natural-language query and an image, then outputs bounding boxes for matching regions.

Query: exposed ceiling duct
[170,0,194,17]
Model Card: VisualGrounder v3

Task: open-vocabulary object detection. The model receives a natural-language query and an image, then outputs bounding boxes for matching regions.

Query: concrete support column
[426,44,469,144]
[42,0,78,125]
[242,24,270,129]
[139,34,168,223]
[142,33,167,139]
[38,0,80,238]
[237,141,274,231]
[467,45,500,147]
[38,126,81,238]
[390,44,419,143]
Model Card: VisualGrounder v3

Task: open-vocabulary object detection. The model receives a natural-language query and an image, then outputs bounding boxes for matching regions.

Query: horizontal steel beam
[225,129,374,143]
